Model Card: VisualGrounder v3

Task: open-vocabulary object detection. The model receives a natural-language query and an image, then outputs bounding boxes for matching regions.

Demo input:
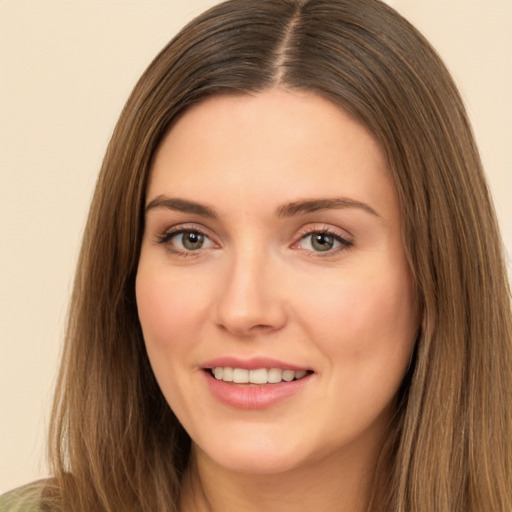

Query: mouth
[202,361,314,409]
[206,367,314,385]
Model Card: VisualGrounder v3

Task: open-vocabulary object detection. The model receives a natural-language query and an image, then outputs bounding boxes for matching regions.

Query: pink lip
[200,357,314,410]
[202,356,309,372]
[204,373,312,410]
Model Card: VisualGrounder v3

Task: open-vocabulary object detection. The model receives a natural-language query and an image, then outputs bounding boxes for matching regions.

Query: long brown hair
[44,0,512,511]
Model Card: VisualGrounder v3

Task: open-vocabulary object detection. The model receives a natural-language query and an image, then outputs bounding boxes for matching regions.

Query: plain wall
[1,0,511,493]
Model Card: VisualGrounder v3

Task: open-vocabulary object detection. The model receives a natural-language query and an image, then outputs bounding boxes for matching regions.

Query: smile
[203,362,314,409]
[210,367,310,384]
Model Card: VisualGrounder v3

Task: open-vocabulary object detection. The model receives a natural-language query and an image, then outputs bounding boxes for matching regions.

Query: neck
[180,438,388,512]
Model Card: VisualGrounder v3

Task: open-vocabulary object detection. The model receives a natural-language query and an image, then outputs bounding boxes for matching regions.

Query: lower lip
[203,371,312,410]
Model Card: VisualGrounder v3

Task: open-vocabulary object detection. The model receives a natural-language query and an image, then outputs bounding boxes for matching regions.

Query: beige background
[1,0,511,493]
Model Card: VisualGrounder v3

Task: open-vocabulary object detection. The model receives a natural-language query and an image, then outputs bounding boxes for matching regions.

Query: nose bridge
[214,238,286,336]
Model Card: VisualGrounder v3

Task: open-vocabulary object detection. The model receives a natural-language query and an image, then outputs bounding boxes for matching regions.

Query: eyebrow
[276,198,380,218]
[144,195,380,219]
[145,196,219,218]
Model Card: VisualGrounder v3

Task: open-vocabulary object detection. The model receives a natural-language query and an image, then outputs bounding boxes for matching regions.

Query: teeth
[249,368,268,384]
[282,370,295,382]
[268,368,282,383]
[233,368,249,383]
[211,367,310,384]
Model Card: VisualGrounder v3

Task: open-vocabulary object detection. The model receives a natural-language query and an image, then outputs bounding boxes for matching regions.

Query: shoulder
[0,481,48,512]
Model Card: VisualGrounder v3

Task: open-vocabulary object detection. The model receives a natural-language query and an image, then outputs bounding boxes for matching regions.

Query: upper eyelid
[154,223,217,245]
[158,222,214,236]
[297,224,353,242]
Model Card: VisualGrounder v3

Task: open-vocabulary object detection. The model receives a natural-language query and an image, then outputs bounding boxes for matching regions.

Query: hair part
[45,1,512,511]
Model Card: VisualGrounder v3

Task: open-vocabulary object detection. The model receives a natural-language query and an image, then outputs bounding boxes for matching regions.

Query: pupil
[313,233,334,251]
[183,232,204,250]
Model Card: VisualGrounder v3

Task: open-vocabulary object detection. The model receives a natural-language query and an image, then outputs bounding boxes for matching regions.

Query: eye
[177,231,209,250]
[315,233,338,251]
[294,228,353,254]
[157,228,216,253]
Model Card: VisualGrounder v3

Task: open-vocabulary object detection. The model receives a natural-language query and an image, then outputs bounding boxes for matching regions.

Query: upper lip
[202,356,312,372]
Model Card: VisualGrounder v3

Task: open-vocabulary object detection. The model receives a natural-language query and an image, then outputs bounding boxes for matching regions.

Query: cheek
[135,264,212,414]
[293,261,417,374]
[294,264,417,433]
[135,264,212,350]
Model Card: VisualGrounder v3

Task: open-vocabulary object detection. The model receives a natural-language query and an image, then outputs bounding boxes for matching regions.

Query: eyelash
[155,224,213,257]
[155,225,353,257]
[296,226,354,256]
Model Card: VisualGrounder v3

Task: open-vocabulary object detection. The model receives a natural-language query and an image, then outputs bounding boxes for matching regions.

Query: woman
[2,0,511,510]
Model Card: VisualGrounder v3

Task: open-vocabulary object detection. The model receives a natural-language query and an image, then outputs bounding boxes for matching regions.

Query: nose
[214,248,287,337]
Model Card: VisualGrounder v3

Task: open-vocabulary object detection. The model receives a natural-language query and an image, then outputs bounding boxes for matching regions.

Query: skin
[136,88,419,512]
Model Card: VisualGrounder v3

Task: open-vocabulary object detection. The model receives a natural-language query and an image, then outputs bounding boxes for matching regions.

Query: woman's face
[136,89,419,475]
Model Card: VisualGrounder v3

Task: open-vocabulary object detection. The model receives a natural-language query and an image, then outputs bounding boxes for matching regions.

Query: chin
[194,429,313,475]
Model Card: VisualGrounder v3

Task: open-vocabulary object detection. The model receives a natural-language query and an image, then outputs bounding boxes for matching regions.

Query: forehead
[147,88,397,222]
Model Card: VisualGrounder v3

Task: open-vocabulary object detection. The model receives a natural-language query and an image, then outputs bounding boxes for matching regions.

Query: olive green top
[0,482,45,512]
